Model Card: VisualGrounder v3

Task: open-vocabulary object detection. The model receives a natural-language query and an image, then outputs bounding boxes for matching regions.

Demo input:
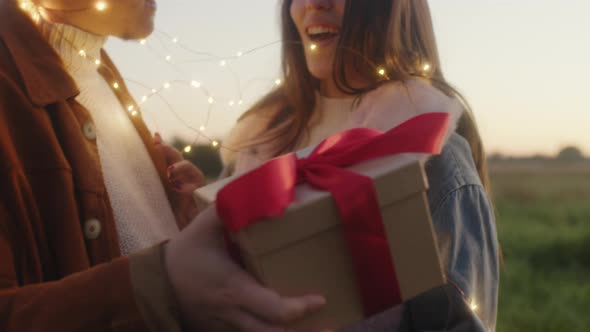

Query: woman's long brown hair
[241,0,490,191]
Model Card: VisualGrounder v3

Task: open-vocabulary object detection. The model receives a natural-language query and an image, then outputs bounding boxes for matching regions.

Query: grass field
[490,162,590,331]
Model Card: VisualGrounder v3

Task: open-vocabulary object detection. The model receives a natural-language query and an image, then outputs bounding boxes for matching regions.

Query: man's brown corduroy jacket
[0,0,191,330]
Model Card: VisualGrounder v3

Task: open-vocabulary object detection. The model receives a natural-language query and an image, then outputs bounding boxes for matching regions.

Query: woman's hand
[154,133,204,221]
[167,160,206,194]
[154,132,206,192]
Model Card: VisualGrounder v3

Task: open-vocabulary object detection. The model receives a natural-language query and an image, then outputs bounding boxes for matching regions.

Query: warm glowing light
[95,1,107,11]
[183,145,192,153]
[127,105,135,111]
[151,89,157,93]
[377,68,386,76]
[172,37,178,44]
[113,82,119,89]
[20,2,30,10]
[238,100,243,105]
[208,97,214,104]
[228,100,235,106]
[199,125,206,132]
[219,60,227,67]
[310,43,318,51]
[165,55,172,62]
[423,63,432,72]
[275,78,282,86]
[212,141,219,147]
[139,39,147,45]
[236,51,243,57]
[131,110,138,117]
[163,82,171,89]
[94,59,101,66]
[191,80,201,88]
[470,300,478,312]
[78,50,87,58]
[141,96,148,103]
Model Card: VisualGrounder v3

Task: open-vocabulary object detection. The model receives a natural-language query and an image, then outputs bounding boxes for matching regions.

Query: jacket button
[84,218,102,240]
[82,122,96,140]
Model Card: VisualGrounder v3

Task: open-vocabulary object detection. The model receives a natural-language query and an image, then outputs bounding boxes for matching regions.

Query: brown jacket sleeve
[0,200,184,332]
[130,244,183,332]
[0,202,147,332]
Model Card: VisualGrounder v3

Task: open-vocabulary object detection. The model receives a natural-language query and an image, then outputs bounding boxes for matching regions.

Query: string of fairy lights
[17,0,480,313]
[17,0,434,155]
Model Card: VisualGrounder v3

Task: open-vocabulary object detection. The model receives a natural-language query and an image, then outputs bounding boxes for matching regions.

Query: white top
[223,80,463,174]
[43,22,179,255]
[302,94,357,148]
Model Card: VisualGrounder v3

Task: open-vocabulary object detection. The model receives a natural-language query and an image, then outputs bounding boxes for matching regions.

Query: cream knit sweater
[43,22,179,255]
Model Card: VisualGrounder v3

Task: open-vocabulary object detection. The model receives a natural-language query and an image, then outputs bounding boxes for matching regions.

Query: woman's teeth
[307,26,339,41]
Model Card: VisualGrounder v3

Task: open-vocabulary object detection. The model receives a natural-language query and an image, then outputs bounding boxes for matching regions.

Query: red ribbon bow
[217,112,450,316]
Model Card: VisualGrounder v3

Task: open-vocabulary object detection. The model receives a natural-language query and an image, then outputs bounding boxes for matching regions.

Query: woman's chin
[307,66,332,82]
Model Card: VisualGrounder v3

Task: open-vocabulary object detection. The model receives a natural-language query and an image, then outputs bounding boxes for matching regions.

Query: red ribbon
[217,112,450,316]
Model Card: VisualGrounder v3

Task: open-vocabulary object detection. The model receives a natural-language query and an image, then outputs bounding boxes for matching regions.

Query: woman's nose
[305,0,333,11]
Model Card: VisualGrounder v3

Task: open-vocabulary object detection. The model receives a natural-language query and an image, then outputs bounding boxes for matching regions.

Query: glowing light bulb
[470,300,478,312]
[141,96,148,103]
[131,110,138,117]
[94,59,101,66]
[212,141,219,147]
[95,1,107,11]
[139,39,147,45]
[377,68,386,76]
[236,51,243,57]
[310,43,318,51]
[228,100,235,106]
[172,37,178,44]
[127,105,134,112]
[183,145,192,153]
[208,97,214,104]
[78,50,87,58]
[165,55,172,62]
[151,89,157,93]
[275,78,282,86]
[113,82,119,89]
[423,63,432,73]
[163,82,171,89]
[20,2,30,10]
[191,80,201,88]
[199,125,206,132]
[219,60,226,67]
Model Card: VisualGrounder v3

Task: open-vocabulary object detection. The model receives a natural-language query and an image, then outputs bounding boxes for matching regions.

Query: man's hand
[165,206,326,331]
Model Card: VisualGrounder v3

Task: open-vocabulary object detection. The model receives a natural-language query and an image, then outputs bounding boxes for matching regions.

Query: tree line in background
[489,146,588,163]
[171,137,588,179]
[171,138,224,179]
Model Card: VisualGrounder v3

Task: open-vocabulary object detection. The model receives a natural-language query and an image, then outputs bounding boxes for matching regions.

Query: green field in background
[491,164,590,331]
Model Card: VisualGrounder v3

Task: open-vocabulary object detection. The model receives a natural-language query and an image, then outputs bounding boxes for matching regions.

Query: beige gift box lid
[195,153,446,330]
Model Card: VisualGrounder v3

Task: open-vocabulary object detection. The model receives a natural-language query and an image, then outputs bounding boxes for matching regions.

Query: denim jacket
[345,132,499,332]
[424,132,498,330]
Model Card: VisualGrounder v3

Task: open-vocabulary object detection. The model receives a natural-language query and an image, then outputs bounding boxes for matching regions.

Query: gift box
[195,114,448,330]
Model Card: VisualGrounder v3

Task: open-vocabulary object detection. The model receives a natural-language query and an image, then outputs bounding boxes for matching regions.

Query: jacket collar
[0,0,79,106]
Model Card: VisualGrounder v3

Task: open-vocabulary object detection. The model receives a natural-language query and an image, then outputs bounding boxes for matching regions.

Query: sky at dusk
[106,0,590,157]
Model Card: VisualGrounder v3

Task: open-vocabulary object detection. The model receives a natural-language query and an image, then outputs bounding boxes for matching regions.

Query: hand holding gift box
[195,112,450,331]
